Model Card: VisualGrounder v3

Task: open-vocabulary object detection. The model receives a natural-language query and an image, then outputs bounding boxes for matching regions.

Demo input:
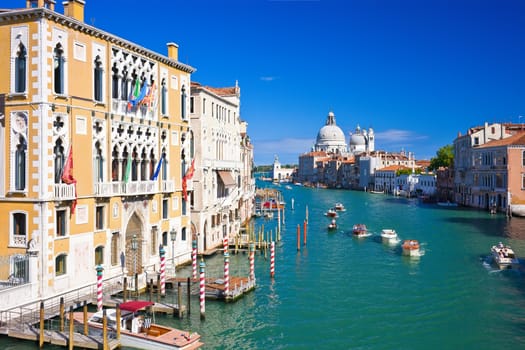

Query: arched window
[181,85,187,119]
[55,254,67,276]
[95,246,104,266]
[94,141,104,182]
[161,78,167,115]
[121,67,129,100]
[131,147,138,181]
[140,148,147,181]
[53,44,65,95]
[112,146,119,181]
[54,139,65,183]
[15,43,27,93]
[149,149,156,180]
[190,131,195,158]
[111,63,119,99]
[122,148,130,182]
[161,148,167,181]
[15,134,27,191]
[94,56,103,102]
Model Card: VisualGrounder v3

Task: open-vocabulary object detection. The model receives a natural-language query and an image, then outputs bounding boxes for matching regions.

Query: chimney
[27,0,55,10]
[167,42,179,61]
[63,0,85,22]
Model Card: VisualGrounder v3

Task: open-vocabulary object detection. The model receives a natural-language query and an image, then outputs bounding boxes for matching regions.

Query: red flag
[61,145,78,214]
[182,159,195,202]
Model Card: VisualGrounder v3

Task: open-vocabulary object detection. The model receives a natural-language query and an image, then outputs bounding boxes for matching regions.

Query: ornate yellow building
[0,0,195,310]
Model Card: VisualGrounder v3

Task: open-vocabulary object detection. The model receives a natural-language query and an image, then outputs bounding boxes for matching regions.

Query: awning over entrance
[218,170,236,187]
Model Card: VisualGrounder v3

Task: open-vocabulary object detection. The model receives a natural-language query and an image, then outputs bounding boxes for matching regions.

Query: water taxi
[380,229,398,243]
[325,209,338,218]
[334,203,346,211]
[72,301,203,350]
[491,242,519,269]
[352,224,368,238]
[327,219,337,231]
[402,239,420,257]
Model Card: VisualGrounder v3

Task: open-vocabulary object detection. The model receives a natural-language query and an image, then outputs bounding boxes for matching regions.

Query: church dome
[350,133,366,146]
[314,111,347,153]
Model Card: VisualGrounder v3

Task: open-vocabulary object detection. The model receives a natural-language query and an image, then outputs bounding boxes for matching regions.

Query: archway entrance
[125,213,143,276]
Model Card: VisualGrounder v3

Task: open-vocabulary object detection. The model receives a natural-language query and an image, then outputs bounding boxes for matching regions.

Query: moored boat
[491,242,519,269]
[380,229,398,243]
[352,224,368,237]
[72,301,203,350]
[402,239,420,256]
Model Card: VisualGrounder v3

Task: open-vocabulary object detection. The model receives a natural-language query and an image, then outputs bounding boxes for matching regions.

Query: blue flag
[151,154,164,180]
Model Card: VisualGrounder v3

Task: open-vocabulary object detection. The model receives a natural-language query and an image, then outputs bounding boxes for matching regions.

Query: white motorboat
[491,242,519,269]
[380,229,398,243]
[334,203,346,211]
[72,301,203,350]
[352,224,368,238]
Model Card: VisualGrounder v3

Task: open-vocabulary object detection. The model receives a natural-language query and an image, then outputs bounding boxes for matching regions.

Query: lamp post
[131,234,138,296]
[170,229,177,277]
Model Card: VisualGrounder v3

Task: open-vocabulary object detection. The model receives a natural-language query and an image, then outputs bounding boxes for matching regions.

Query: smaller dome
[350,133,366,146]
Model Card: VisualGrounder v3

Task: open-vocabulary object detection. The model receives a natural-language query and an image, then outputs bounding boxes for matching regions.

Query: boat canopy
[120,301,154,312]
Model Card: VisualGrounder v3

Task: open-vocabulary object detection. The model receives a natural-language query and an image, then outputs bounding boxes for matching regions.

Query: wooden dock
[166,276,255,302]
[7,323,120,349]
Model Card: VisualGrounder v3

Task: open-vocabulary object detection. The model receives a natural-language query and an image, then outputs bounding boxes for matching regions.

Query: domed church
[314,111,348,154]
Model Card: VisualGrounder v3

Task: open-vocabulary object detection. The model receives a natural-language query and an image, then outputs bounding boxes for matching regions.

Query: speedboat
[491,242,519,269]
[402,240,420,257]
[325,209,338,218]
[334,203,346,211]
[71,301,203,350]
[327,219,337,231]
[352,224,368,238]
[380,229,398,243]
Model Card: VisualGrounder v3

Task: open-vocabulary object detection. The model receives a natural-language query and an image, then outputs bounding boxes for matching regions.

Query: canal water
[3,182,525,349]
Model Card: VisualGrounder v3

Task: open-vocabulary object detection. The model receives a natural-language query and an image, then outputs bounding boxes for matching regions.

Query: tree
[429,144,454,170]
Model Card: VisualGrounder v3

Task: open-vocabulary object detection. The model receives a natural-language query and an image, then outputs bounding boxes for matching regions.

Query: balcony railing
[161,180,175,193]
[94,182,113,196]
[54,183,76,200]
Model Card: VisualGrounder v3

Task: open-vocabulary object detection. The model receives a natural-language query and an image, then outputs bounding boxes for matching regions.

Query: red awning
[217,170,236,187]
[120,301,154,312]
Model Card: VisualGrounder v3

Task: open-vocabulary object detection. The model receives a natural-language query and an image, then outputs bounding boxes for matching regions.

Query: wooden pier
[166,276,255,302]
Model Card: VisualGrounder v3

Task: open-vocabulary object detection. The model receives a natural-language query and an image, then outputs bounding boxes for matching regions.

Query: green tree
[429,144,454,170]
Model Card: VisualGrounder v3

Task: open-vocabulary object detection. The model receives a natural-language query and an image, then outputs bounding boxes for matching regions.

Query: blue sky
[5,0,525,165]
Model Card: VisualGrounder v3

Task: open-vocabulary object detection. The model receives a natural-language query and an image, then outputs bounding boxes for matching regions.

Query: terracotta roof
[191,81,237,96]
[376,165,410,172]
[477,132,525,148]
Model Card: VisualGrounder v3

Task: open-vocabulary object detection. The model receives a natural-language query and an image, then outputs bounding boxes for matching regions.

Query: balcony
[161,180,175,193]
[94,182,113,197]
[104,181,158,196]
[54,183,76,200]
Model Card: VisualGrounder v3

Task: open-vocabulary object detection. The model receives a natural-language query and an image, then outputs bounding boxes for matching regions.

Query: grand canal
[3,182,525,349]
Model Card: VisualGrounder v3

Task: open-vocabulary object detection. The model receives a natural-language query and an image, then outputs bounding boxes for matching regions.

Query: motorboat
[380,229,398,243]
[71,301,203,350]
[352,224,368,238]
[491,242,519,269]
[325,209,338,218]
[327,219,337,231]
[402,240,420,257]
[334,203,346,211]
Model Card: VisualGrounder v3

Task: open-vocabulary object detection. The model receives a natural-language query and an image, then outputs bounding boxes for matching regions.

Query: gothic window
[94,56,103,102]
[149,149,156,180]
[94,141,104,182]
[12,112,28,191]
[190,131,195,158]
[181,85,187,120]
[162,199,168,219]
[15,43,27,93]
[54,139,65,183]
[55,254,67,276]
[161,78,167,115]
[140,148,147,181]
[122,148,130,182]
[111,64,119,99]
[53,44,65,95]
[15,136,27,191]
[131,148,138,181]
[161,149,167,181]
[112,146,119,181]
[121,67,129,100]
[181,227,187,241]
[95,246,104,265]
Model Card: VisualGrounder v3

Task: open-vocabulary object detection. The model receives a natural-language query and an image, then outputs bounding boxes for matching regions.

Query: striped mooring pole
[249,242,255,282]
[159,246,166,296]
[199,260,206,320]
[224,251,230,296]
[192,239,198,280]
[270,241,275,278]
[96,265,103,311]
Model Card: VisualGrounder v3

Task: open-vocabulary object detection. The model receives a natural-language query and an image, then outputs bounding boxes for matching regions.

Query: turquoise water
[3,183,525,349]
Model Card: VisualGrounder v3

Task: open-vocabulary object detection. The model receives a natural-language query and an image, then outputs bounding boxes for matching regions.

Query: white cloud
[260,76,279,82]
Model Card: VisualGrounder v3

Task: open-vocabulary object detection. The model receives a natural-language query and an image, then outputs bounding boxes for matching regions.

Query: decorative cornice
[0,8,196,74]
